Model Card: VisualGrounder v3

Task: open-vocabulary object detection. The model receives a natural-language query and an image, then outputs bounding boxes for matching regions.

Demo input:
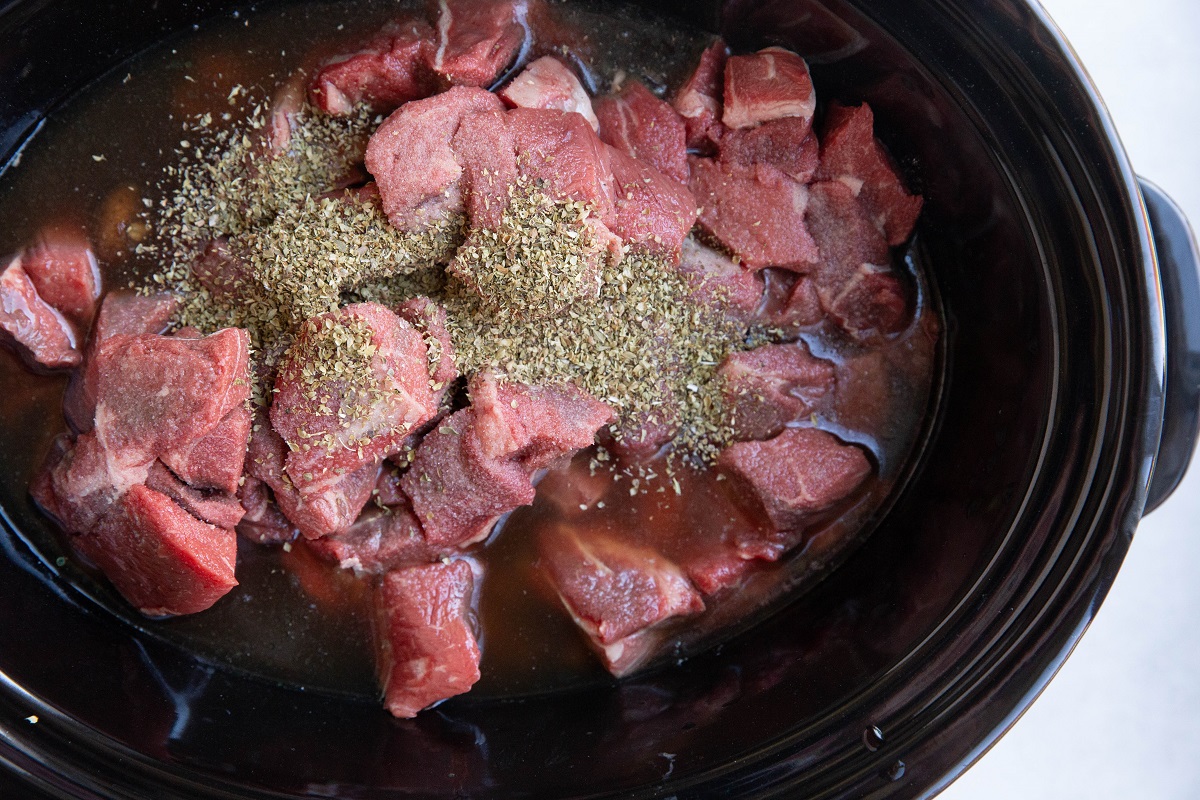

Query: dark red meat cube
[688,157,819,270]
[365,86,505,232]
[401,408,536,547]
[806,180,908,339]
[757,269,823,333]
[310,19,437,115]
[310,504,444,575]
[538,522,704,676]
[676,237,764,321]
[672,39,728,153]
[76,484,238,617]
[374,559,481,718]
[603,404,679,460]
[816,102,923,245]
[159,404,252,495]
[93,328,250,474]
[63,291,179,434]
[21,231,101,327]
[498,55,597,130]
[47,431,145,534]
[717,427,871,532]
[596,79,688,184]
[718,342,836,441]
[0,255,80,369]
[719,116,819,183]
[236,476,297,545]
[468,371,614,471]
[271,303,438,503]
[722,47,815,130]
[190,238,249,300]
[607,146,698,261]
[145,460,245,530]
[425,0,531,88]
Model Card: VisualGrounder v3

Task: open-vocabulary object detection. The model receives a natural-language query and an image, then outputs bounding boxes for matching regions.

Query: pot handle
[1140,178,1200,514]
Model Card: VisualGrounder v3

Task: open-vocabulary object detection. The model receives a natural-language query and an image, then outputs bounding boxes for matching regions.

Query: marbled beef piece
[63,291,179,434]
[92,328,250,474]
[190,237,247,300]
[596,79,688,184]
[75,484,237,617]
[394,296,458,406]
[20,232,101,328]
[46,431,144,535]
[374,559,481,718]
[0,255,80,369]
[538,522,704,677]
[688,157,819,270]
[309,18,437,115]
[271,303,438,504]
[806,180,909,339]
[498,55,597,130]
[145,460,245,530]
[672,39,728,154]
[309,504,446,575]
[675,236,764,322]
[235,475,298,545]
[425,0,532,88]
[365,86,505,232]
[719,116,819,184]
[607,146,698,261]
[816,102,923,245]
[718,341,836,442]
[401,408,537,547]
[717,427,871,533]
[722,47,815,130]
[468,371,615,471]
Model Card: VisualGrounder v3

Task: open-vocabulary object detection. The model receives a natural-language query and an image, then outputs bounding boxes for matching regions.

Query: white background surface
[941,0,1200,797]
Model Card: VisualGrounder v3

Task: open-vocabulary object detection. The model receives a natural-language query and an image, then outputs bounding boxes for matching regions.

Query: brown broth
[0,0,939,701]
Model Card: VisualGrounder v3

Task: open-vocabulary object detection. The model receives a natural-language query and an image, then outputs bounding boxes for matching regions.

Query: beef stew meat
[1,0,936,718]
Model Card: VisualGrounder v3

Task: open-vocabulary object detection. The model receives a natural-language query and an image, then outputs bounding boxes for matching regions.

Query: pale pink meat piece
[675,236,764,321]
[595,79,688,184]
[75,483,238,617]
[719,341,836,441]
[21,231,101,327]
[722,47,815,130]
[719,116,820,183]
[498,55,597,130]
[270,303,438,504]
[0,256,80,369]
[365,86,505,231]
[309,18,437,115]
[426,0,532,88]
[816,102,923,245]
[806,180,909,339]
[688,157,819,270]
[538,521,704,676]
[607,146,698,261]
[672,39,728,153]
[47,431,147,535]
[717,427,871,532]
[374,560,481,718]
[145,460,246,531]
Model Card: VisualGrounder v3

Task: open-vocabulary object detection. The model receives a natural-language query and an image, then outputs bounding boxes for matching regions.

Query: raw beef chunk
[270,303,438,504]
[688,157,819,270]
[426,0,532,88]
[309,19,437,115]
[309,504,445,575]
[374,560,481,718]
[757,270,822,333]
[719,342,836,441]
[48,431,146,535]
[76,484,237,617]
[676,236,764,321]
[160,404,252,495]
[607,147,698,261]
[816,102,923,245]
[509,107,618,224]
[806,180,909,339]
[0,256,80,368]
[596,79,688,184]
[719,116,819,183]
[20,232,101,327]
[236,476,297,545]
[717,427,871,532]
[451,109,520,228]
[722,47,815,130]
[394,296,459,405]
[498,55,597,130]
[539,522,704,676]
[672,39,728,153]
[145,460,246,530]
[365,86,505,231]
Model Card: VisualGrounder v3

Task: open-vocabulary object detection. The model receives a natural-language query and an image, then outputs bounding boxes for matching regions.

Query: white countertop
[941,0,1200,797]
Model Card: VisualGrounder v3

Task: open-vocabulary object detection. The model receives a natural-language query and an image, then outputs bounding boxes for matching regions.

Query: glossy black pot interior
[0,0,1168,797]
